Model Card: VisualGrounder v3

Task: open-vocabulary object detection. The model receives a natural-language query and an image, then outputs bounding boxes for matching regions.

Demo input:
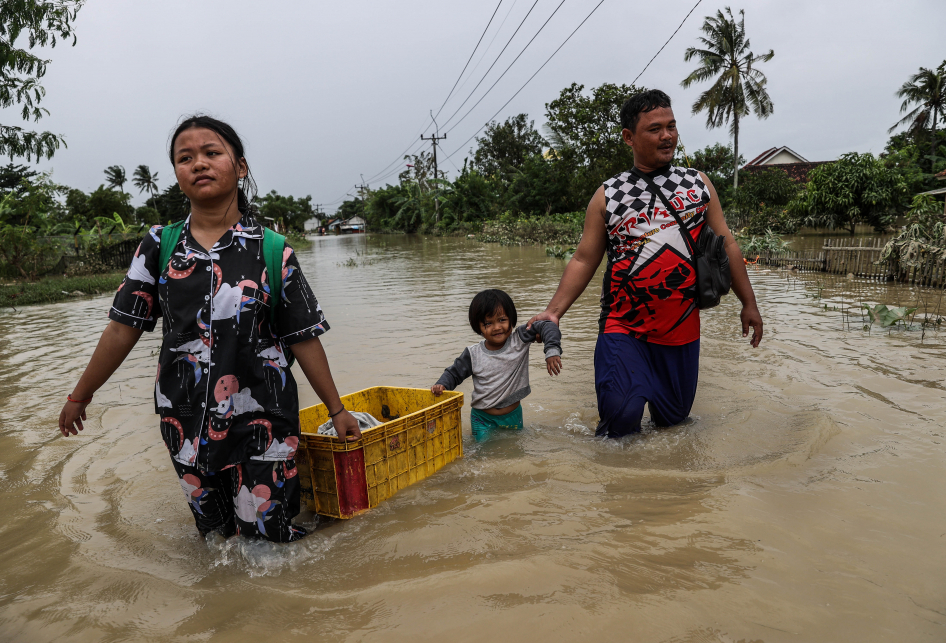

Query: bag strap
[629,166,701,260]
[158,221,186,274]
[262,227,285,327]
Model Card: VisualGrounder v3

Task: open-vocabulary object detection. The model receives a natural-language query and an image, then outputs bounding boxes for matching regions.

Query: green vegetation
[733,166,799,234]
[790,152,907,235]
[0,161,318,280]
[350,82,640,236]
[477,212,584,246]
[341,13,943,253]
[0,0,81,160]
[681,7,774,189]
[879,194,946,274]
[0,272,124,308]
[890,62,944,161]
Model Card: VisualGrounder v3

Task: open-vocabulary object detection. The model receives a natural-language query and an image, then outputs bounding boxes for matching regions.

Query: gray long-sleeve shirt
[435,321,562,410]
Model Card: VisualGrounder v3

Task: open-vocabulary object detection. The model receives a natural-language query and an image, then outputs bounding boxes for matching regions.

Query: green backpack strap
[262,227,286,327]
[158,221,186,275]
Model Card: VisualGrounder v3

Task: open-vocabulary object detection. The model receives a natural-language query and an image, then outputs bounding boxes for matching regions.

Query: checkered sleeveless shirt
[598,165,711,345]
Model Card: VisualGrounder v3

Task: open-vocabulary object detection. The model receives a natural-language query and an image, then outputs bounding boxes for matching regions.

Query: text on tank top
[598,165,711,345]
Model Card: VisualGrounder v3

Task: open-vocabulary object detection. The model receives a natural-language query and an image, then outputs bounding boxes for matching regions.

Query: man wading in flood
[529,89,763,437]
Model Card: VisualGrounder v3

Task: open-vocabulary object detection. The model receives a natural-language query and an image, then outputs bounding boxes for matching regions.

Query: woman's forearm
[72,321,144,398]
[290,336,344,413]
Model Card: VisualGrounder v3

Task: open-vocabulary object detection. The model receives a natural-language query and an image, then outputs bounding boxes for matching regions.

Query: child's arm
[518,320,563,376]
[431,348,473,396]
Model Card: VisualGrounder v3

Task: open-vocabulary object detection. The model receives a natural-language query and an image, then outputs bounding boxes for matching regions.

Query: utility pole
[357,175,369,234]
[420,132,446,222]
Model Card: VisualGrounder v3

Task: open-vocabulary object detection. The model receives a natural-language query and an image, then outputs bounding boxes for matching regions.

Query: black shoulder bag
[629,167,732,309]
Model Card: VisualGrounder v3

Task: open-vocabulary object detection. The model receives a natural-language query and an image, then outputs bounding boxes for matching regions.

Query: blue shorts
[594,333,700,438]
[470,405,524,442]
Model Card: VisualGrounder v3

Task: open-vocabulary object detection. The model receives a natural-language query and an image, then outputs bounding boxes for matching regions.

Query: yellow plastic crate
[297,387,464,519]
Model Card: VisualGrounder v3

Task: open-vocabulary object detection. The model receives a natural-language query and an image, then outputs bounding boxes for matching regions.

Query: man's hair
[469,289,517,335]
[620,89,672,132]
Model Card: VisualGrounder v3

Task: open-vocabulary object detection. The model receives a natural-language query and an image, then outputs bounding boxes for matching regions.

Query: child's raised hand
[546,355,562,376]
[431,384,445,396]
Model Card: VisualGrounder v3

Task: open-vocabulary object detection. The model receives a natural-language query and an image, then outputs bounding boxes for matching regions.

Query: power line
[446,0,607,159]
[438,0,540,131]
[434,0,505,120]
[631,0,703,86]
[442,0,522,126]
[361,115,433,184]
[445,0,568,136]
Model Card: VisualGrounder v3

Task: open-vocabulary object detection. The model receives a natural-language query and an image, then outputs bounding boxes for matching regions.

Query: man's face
[622,106,678,168]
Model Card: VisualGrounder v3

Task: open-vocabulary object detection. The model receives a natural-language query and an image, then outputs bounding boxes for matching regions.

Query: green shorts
[470,405,524,441]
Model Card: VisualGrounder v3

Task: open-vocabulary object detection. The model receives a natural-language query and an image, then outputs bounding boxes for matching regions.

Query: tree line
[342,8,944,240]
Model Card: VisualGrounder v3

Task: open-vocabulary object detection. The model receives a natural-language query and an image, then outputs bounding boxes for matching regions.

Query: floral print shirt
[109,211,329,472]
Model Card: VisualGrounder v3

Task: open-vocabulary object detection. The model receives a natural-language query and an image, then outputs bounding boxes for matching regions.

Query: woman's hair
[469,289,517,334]
[168,114,258,213]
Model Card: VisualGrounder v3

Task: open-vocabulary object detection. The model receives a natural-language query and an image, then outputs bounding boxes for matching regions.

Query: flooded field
[1,234,944,642]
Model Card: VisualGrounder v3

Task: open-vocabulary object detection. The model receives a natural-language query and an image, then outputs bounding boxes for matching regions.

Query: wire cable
[361,115,432,184]
[445,0,607,159]
[631,0,703,86]
[434,0,505,120]
[438,0,540,131]
[445,0,568,136]
[443,0,522,125]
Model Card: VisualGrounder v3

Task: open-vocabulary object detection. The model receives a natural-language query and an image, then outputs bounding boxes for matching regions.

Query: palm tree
[132,165,160,209]
[104,165,127,194]
[681,7,774,189]
[889,62,946,159]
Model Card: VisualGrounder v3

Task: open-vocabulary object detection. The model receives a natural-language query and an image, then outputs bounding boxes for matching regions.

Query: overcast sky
[12,0,946,213]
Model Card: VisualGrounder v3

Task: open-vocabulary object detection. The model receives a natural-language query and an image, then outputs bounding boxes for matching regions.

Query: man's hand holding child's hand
[431,384,445,396]
[546,355,562,376]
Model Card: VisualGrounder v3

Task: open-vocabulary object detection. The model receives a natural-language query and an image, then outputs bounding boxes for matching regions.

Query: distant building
[303,217,322,232]
[340,216,366,234]
[742,146,830,183]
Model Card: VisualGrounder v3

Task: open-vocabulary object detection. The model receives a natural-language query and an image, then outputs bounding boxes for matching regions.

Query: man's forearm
[545,256,599,320]
[724,239,757,308]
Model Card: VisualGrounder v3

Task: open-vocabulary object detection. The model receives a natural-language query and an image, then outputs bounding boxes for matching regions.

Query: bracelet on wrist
[68,393,93,404]
[328,404,345,418]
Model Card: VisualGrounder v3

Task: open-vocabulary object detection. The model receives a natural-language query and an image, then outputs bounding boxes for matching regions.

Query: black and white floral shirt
[109,211,329,472]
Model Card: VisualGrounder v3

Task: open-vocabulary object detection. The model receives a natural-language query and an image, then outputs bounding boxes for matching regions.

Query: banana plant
[861,304,917,333]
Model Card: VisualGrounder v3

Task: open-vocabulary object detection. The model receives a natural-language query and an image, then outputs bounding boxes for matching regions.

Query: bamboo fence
[755,237,946,288]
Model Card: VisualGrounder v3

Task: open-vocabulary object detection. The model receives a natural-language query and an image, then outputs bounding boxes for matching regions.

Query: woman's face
[172,127,247,205]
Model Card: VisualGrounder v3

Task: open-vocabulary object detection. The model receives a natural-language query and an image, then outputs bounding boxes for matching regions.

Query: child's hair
[469,289,517,334]
[168,114,258,214]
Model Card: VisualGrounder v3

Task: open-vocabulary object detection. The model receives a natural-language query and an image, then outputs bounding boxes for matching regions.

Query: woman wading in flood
[58,115,360,542]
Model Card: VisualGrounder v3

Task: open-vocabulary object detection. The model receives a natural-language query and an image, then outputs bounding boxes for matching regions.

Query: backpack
[157,221,286,327]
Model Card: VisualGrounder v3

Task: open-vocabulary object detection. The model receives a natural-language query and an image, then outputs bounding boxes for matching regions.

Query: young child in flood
[431,289,562,441]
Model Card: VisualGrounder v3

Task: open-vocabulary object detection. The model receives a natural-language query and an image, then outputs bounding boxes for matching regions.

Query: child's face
[173,127,247,207]
[479,307,512,348]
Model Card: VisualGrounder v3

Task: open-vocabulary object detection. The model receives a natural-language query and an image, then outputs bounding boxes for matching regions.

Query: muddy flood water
[1,234,944,642]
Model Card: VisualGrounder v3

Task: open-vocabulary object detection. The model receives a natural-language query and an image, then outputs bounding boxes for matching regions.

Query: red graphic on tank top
[599,166,711,345]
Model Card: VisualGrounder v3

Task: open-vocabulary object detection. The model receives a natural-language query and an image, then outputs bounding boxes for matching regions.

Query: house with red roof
[741,146,830,183]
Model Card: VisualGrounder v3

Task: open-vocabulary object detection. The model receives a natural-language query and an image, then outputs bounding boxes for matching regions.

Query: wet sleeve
[274,243,331,346]
[517,321,562,358]
[108,226,162,332]
[435,348,473,390]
